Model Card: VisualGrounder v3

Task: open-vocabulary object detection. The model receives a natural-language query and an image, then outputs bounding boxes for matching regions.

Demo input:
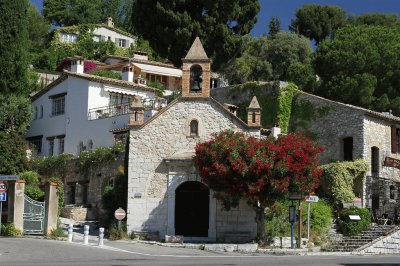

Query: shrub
[265,199,333,244]
[339,208,371,236]
[108,222,128,240]
[20,171,45,201]
[1,223,23,237]
[265,200,291,237]
[89,70,121,80]
[305,199,333,244]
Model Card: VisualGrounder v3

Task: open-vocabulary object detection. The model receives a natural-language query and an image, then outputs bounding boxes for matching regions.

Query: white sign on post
[305,195,319,241]
[305,195,319,203]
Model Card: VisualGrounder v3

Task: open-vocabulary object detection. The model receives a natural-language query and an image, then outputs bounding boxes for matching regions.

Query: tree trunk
[254,205,267,242]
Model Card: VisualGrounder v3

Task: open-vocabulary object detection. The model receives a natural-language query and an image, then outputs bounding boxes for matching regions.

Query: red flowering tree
[194,130,323,241]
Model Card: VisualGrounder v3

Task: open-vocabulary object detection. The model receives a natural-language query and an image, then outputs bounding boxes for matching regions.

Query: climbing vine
[77,142,124,177]
[276,83,297,134]
[32,153,73,178]
[290,97,333,132]
[319,159,368,209]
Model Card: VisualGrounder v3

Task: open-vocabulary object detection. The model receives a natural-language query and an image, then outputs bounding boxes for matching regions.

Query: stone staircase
[323,224,397,252]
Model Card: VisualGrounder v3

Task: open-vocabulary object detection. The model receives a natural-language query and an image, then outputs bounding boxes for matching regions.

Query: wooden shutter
[115,38,119,46]
[391,125,398,153]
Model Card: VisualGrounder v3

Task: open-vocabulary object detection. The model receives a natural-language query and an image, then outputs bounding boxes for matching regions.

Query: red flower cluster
[193,130,323,210]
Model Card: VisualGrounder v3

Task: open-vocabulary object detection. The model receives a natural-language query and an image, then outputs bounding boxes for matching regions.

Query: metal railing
[88,98,167,120]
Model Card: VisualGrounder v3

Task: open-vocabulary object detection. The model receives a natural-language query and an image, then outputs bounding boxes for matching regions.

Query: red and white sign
[0,182,7,193]
[114,207,126,221]
[305,195,319,203]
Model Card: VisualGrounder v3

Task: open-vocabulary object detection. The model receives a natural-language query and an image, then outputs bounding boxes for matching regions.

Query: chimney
[70,56,84,74]
[272,125,281,138]
[122,66,134,82]
[129,96,145,128]
[106,17,114,28]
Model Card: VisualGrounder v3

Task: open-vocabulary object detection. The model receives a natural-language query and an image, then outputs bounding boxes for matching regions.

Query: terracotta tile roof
[299,91,400,123]
[65,71,159,93]
[31,71,160,101]
[103,55,179,69]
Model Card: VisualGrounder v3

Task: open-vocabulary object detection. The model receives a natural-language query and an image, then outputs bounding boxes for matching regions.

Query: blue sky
[31,0,400,36]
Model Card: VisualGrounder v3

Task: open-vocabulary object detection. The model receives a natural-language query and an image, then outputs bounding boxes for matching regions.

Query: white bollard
[98,227,104,246]
[83,225,89,245]
[68,224,73,242]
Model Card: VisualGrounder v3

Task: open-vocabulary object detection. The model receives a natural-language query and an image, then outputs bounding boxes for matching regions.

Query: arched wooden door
[175,181,209,237]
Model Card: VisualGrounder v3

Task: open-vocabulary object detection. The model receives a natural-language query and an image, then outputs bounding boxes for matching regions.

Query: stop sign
[114,207,126,221]
[0,182,7,193]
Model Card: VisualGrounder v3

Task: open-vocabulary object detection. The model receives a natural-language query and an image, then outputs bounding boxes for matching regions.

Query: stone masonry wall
[359,229,400,254]
[295,93,365,164]
[62,152,125,220]
[127,98,258,240]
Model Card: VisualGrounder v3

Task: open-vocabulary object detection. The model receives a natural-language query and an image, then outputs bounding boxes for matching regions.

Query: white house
[57,18,136,48]
[102,54,183,92]
[25,57,164,156]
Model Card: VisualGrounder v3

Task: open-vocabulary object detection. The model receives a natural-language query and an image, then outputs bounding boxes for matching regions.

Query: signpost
[288,205,296,249]
[114,207,126,230]
[0,182,8,236]
[305,195,319,241]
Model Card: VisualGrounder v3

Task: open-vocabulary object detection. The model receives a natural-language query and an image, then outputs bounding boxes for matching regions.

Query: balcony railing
[88,98,167,120]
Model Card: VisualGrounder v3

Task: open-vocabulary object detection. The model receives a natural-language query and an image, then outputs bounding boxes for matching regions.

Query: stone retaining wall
[358,228,400,254]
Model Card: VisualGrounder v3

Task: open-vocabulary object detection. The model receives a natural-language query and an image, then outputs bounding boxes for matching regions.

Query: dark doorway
[175,181,209,237]
[372,194,380,217]
[343,137,353,161]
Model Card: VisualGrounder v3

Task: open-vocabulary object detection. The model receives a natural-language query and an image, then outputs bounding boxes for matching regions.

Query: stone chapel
[126,38,265,242]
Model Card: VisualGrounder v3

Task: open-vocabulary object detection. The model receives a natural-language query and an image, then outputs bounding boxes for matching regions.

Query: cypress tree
[0,0,29,95]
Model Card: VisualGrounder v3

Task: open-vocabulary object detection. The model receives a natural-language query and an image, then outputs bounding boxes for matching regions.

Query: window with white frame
[60,33,77,43]
[50,94,66,116]
[119,38,127,47]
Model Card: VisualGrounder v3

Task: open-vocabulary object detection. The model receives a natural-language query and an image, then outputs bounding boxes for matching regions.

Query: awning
[133,63,182,77]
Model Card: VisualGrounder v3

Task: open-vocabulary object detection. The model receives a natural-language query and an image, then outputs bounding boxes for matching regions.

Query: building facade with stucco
[126,38,267,242]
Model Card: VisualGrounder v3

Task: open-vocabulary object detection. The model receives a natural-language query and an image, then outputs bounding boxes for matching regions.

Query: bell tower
[181,37,212,97]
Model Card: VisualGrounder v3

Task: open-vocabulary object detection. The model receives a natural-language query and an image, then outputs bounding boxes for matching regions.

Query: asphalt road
[1,238,400,266]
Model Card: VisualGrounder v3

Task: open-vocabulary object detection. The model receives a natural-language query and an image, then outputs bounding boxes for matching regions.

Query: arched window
[190,65,203,93]
[190,120,199,137]
[252,112,256,123]
[390,185,395,200]
[371,147,380,175]
[134,111,138,121]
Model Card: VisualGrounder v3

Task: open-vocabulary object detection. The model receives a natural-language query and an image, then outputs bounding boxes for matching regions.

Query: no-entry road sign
[114,208,126,221]
[0,182,7,193]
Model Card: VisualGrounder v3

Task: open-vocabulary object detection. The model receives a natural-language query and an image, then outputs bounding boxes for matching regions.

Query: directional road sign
[305,195,319,203]
[0,192,6,202]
